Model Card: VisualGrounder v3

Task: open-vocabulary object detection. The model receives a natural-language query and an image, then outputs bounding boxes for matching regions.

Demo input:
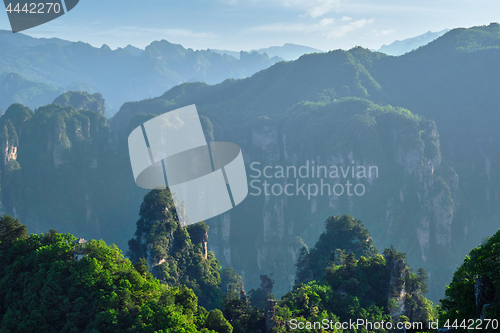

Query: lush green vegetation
[113,24,500,302]
[53,91,106,115]
[439,229,500,332]
[268,215,436,332]
[6,199,498,333]
[1,23,499,307]
[122,189,438,332]
[0,215,232,333]
[0,101,138,247]
[295,215,378,285]
[128,189,225,310]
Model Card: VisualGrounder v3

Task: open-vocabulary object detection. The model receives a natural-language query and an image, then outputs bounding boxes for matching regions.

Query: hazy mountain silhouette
[106,23,500,300]
[0,31,283,115]
[212,43,323,61]
[377,29,450,55]
[1,23,498,303]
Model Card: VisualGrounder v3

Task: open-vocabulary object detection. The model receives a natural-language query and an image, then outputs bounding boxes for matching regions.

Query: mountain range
[0,23,498,305]
[0,31,282,115]
[0,29,449,116]
[106,22,500,301]
[376,29,450,55]
[211,43,323,61]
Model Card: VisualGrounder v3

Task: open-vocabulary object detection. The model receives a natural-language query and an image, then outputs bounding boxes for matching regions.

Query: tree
[296,215,378,284]
[206,309,233,333]
[417,268,429,294]
[274,219,437,331]
[440,229,500,325]
[248,275,274,309]
[222,290,266,333]
[0,215,27,248]
[128,189,224,310]
[0,225,219,332]
[220,266,244,294]
[294,246,313,285]
[383,245,407,265]
[134,258,149,275]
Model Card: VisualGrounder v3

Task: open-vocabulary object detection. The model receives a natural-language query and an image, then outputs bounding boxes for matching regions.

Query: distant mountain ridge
[121,45,144,56]
[0,72,63,110]
[0,29,71,48]
[0,28,451,115]
[0,31,283,115]
[377,29,450,55]
[0,23,499,305]
[254,43,323,60]
[106,23,500,301]
[212,43,323,61]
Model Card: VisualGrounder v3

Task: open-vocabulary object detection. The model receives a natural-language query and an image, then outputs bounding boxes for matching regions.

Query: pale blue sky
[1,0,498,51]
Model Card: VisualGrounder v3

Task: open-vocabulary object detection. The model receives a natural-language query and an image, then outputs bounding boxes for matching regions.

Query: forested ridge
[1,187,499,332]
[0,23,499,330]
[0,31,283,114]
[0,190,434,332]
[0,213,233,333]
[106,23,500,301]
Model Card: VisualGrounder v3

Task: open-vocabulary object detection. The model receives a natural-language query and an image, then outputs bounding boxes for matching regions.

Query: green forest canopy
[0,215,232,333]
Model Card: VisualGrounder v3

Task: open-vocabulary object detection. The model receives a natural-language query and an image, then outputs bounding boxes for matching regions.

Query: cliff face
[202,99,456,299]
[1,25,498,305]
[0,104,32,216]
[1,121,19,168]
[0,121,19,215]
[0,103,111,238]
[53,91,106,116]
[388,258,407,320]
[105,29,499,303]
[127,189,223,310]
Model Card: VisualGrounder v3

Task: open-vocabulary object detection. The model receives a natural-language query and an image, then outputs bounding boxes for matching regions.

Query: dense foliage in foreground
[128,189,229,311]
[1,24,499,305]
[439,229,500,332]
[221,215,437,333]
[0,215,232,333]
[2,188,499,333]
